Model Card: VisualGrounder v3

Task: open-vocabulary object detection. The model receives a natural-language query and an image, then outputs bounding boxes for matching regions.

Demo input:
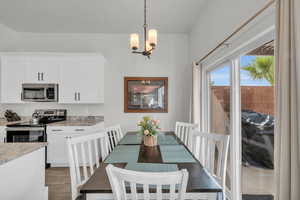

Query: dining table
[80,131,222,200]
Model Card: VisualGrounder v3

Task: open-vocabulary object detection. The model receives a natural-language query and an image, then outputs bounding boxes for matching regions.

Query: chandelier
[130,0,157,59]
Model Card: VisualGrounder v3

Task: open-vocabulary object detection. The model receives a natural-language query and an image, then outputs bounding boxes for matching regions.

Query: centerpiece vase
[144,135,158,147]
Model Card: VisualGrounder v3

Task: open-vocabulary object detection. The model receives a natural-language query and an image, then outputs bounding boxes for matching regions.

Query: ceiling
[0,0,206,34]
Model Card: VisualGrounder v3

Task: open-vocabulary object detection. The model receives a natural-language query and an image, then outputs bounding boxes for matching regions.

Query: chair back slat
[87,141,94,175]
[100,136,109,162]
[67,131,109,200]
[170,184,176,200]
[143,184,150,200]
[175,122,197,149]
[130,182,138,200]
[191,131,230,200]
[93,139,100,167]
[157,184,163,200]
[80,142,88,181]
[106,165,188,200]
[216,141,224,176]
[105,125,124,151]
[73,144,81,183]
[210,140,216,173]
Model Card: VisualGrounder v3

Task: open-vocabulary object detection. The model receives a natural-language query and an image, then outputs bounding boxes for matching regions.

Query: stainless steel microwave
[21,83,58,102]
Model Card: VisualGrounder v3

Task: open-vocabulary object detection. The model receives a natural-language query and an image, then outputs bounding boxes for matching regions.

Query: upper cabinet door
[59,56,105,104]
[77,57,104,103]
[25,56,59,83]
[58,58,78,104]
[0,56,26,103]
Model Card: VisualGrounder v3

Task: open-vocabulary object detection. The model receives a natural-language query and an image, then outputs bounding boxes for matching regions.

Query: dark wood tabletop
[80,131,222,194]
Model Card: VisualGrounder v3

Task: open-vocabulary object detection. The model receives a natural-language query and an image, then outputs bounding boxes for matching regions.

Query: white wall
[0,0,274,132]
[189,0,272,62]
[0,24,19,50]
[0,26,191,131]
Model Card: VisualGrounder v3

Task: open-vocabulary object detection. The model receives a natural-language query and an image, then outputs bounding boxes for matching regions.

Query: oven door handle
[6,127,45,131]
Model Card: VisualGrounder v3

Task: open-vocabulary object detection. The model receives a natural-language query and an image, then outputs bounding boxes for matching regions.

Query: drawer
[47,126,92,134]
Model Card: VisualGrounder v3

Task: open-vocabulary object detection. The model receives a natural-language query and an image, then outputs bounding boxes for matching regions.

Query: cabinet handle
[75,128,85,131]
[78,92,80,101]
[38,72,40,81]
[41,72,44,81]
[75,93,77,101]
[52,129,63,132]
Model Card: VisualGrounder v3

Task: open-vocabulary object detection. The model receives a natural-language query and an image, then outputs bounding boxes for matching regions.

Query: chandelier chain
[144,0,147,51]
[144,0,147,27]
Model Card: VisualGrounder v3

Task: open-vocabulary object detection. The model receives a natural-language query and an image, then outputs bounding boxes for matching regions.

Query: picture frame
[124,77,168,113]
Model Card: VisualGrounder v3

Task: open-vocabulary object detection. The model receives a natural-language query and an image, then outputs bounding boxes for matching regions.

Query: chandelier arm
[132,51,144,54]
[145,46,155,54]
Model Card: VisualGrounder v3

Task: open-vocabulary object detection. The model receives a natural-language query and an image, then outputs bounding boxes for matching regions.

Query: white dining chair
[175,122,198,149]
[67,131,109,200]
[106,164,189,200]
[105,124,124,152]
[190,131,230,200]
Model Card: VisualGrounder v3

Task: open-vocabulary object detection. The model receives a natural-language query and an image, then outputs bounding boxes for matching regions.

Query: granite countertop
[0,143,47,165]
[0,116,104,127]
[47,116,104,126]
[0,117,31,126]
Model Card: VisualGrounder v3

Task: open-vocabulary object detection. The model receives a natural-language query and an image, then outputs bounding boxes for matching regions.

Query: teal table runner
[158,135,179,145]
[160,145,197,163]
[104,145,140,163]
[119,135,142,145]
[119,133,179,145]
[125,163,178,172]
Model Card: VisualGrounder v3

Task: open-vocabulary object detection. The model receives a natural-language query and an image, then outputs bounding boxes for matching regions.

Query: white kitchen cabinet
[0,147,48,200]
[47,123,104,167]
[0,53,105,104]
[0,56,26,103]
[59,56,105,104]
[47,130,82,167]
[25,56,59,83]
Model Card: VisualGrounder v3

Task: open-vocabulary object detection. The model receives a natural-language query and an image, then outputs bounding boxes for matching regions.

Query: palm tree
[242,56,275,85]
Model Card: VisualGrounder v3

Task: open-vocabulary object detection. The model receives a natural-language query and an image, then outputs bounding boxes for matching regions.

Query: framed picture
[124,77,168,113]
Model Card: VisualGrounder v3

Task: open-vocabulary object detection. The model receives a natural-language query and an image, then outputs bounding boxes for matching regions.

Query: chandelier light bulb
[130,34,139,50]
[148,29,157,47]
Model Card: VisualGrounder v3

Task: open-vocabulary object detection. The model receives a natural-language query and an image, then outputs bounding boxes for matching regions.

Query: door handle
[52,129,63,132]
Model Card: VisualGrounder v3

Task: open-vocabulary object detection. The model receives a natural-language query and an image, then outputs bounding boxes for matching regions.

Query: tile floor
[46,167,72,200]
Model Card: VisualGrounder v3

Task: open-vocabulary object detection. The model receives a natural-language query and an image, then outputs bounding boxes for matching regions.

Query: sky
[210,55,271,86]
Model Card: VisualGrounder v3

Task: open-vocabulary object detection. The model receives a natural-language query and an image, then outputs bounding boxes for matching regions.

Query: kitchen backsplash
[0,103,104,117]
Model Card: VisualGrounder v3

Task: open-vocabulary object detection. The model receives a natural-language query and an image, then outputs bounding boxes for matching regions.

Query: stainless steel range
[6,109,67,168]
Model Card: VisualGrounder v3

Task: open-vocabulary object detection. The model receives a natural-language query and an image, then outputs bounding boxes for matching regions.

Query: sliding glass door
[203,40,275,200]
[240,43,275,199]
[207,63,232,194]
